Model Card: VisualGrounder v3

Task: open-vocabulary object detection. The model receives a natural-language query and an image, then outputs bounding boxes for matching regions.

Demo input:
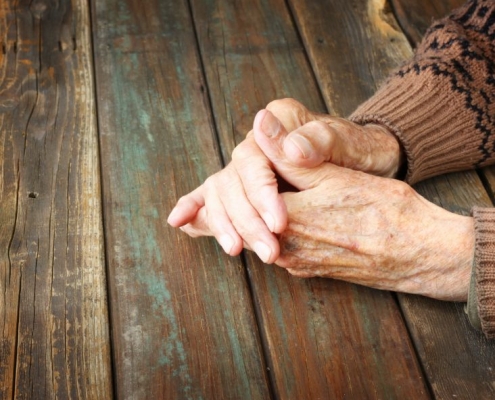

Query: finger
[178,207,210,237]
[265,99,344,168]
[216,174,280,263]
[265,101,401,177]
[265,98,314,132]
[252,109,290,162]
[168,186,206,227]
[231,137,288,234]
[253,109,341,190]
[283,121,338,168]
[202,180,244,256]
[180,207,254,252]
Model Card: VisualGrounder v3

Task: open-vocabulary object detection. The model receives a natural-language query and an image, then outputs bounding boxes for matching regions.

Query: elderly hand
[168,98,402,263]
[253,114,474,301]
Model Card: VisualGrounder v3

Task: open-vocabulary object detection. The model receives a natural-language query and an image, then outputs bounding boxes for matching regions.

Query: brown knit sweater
[350,0,495,338]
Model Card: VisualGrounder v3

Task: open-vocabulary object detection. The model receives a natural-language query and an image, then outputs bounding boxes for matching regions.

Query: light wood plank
[289,0,495,396]
[91,0,271,398]
[190,0,428,397]
[0,0,113,398]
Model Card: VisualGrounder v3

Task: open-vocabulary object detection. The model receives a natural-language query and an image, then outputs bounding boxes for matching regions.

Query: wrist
[446,214,474,301]
[362,123,405,179]
[420,202,474,301]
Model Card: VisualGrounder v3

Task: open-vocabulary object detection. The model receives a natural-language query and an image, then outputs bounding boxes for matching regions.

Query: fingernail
[219,234,235,255]
[167,207,179,224]
[254,241,272,264]
[289,133,313,159]
[261,111,281,138]
[263,212,276,232]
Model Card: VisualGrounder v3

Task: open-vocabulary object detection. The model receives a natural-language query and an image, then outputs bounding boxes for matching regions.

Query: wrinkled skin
[250,109,474,301]
[168,98,402,263]
[168,99,474,301]
[277,169,473,301]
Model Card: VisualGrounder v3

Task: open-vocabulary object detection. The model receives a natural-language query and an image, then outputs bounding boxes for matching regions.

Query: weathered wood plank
[0,0,112,399]
[90,0,271,398]
[190,0,428,397]
[289,0,495,396]
[391,0,465,45]
[480,167,495,202]
[403,173,495,399]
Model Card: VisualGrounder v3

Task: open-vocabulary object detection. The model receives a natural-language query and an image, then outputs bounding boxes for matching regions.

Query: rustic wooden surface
[1,0,494,398]
[0,0,112,399]
[190,0,427,398]
[90,0,270,398]
[391,0,465,45]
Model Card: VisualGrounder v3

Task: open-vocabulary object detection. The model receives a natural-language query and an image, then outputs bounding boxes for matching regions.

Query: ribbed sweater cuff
[469,207,495,339]
[350,71,479,185]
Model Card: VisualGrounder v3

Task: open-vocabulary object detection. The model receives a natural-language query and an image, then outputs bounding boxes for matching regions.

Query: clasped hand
[168,99,473,301]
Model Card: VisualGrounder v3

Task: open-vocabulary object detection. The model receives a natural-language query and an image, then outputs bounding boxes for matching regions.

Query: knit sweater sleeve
[467,207,495,338]
[350,0,495,185]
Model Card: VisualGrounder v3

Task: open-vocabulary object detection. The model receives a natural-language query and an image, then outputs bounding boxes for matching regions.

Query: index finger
[231,136,288,234]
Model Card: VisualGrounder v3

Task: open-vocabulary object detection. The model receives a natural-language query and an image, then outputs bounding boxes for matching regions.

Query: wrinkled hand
[168,98,402,263]
[253,117,474,301]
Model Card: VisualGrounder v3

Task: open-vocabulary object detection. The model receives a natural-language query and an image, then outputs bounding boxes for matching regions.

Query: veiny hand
[168,98,402,263]
[253,115,474,301]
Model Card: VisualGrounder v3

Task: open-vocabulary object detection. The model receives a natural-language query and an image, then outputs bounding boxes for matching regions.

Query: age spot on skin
[282,238,300,252]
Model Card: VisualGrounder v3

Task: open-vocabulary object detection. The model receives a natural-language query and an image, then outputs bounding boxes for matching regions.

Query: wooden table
[1,0,494,398]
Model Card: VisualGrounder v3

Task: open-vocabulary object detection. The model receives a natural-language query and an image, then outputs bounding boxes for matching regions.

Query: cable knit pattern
[350,0,495,185]
[472,207,495,338]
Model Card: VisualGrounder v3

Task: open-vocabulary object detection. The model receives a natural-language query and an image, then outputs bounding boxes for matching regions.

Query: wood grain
[0,0,112,399]
[190,0,428,398]
[391,0,465,45]
[91,0,271,398]
[289,0,495,397]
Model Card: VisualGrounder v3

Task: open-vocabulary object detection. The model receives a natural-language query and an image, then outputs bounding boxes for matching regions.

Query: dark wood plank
[289,0,495,396]
[190,0,428,398]
[90,0,271,398]
[0,0,113,398]
[480,167,495,202]
[391,0,465,45]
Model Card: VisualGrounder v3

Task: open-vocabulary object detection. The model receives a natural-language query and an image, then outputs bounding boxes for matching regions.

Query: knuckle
[266,98,292,109]
[231,142,249,162]
[203,176,215,189]
[394,180,415,197]
[266,98,300,114]
[304,120,330,132]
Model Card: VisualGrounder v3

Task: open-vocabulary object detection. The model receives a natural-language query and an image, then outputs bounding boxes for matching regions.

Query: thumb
[253,109,341,190]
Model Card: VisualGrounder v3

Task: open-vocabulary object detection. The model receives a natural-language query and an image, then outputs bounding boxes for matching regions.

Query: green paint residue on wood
[110,51,195,397]
[138,111,154,143]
